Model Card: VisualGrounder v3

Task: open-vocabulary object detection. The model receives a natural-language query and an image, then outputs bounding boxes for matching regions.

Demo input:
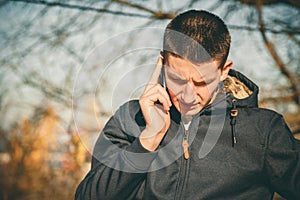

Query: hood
[223,69,259,108]
[222,69,259,147]
[168,69,260,120]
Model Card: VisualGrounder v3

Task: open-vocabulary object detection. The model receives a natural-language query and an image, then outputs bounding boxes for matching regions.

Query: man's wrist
[139,129,160,152]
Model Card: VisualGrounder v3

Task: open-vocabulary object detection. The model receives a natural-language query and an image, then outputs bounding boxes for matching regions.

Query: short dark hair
[163,10,231,69]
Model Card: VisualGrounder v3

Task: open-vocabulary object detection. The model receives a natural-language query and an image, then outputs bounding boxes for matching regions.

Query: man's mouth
[179,101,199,110]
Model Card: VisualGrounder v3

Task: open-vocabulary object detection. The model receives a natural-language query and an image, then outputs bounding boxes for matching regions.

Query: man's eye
[194,81,207,87]
[167,74,186,83]
[170,77,186,84]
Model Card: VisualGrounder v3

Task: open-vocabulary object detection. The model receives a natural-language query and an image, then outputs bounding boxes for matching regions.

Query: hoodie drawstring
[230,99,238,147]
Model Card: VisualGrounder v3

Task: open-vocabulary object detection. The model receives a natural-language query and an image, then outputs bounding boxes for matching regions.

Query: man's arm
[75,56,172,199]
[74,102,157,200]
[264,114,300,199]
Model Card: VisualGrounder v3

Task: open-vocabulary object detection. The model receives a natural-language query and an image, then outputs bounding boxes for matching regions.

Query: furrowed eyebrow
[193,77,215,85]
[168,72,184,80]
[166,68,185,80]
[166,66,217,85]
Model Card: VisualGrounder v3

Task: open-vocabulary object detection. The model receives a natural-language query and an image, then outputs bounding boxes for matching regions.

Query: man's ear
[220,60,232,81]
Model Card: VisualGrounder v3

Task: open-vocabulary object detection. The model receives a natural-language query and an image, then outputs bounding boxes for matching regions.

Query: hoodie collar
[226,69,259,108]
[161,69,259,126]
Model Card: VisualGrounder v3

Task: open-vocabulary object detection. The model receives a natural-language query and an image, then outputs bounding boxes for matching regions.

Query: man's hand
[139,57,172,151]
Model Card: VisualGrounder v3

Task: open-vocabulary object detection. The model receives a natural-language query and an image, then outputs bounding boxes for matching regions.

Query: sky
[0,0,298,132]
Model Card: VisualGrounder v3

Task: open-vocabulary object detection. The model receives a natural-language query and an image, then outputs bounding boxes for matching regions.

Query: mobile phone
[160,52,166,89]
[160,65,166,89]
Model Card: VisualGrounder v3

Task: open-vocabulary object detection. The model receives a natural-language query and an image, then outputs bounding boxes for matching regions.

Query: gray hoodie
[75,69,300,200]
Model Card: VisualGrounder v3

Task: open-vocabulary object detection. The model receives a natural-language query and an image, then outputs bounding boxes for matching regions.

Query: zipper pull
[182,139,190,160]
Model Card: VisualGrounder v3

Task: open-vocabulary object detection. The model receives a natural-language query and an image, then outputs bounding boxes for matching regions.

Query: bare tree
[0,0,299,199]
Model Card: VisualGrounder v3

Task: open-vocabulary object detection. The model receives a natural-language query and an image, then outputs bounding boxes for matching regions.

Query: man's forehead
[194,62,219,77]
[166,57,219,80]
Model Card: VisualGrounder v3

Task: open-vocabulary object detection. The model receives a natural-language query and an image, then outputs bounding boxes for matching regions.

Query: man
[75,10,300,199]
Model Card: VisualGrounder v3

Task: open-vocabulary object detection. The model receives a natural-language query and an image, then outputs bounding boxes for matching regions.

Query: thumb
[144,57,163,91]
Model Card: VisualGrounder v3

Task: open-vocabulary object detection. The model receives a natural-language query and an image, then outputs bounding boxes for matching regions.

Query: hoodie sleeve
[75,101,157,200]
[264,114,300,199]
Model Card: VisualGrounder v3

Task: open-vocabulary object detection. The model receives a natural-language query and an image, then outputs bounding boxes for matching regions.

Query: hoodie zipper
[182,128,190,159]
[230,99,238,147]
[175,93,233,199]
[175,125,190,200]
[175,94,228,199]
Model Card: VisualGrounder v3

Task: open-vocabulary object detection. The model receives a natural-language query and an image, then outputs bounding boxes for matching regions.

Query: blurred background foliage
[0,0,299,199]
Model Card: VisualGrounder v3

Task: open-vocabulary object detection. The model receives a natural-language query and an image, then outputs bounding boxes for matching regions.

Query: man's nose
[181,82,197,104]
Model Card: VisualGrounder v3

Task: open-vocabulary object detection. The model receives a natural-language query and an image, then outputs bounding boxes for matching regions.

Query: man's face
[164,54,228,116]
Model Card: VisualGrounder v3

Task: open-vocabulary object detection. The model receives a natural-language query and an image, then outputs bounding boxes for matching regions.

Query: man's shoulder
[114,100,145,127]
[117,99,141,115]
[241,106,283,119]
[237,107,285,132]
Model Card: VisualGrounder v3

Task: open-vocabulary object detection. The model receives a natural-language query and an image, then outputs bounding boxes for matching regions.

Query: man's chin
[180,107,201,116]
[172,101,202,116]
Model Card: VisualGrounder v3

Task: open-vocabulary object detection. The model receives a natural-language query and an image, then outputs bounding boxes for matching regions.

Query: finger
[150,84,172,108]
[140,93,170,127]
[141,92,169,110]
[141,83,171,105]
[144,56,163,91]
[143,83,171,104]
[140,85,172,111]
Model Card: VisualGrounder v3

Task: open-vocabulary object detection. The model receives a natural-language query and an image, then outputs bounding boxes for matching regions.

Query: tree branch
[112,0,156,15]
[260,92,300,103]
[228,24,300,35]
[111,0,176,19]
[9,0,150,18]
[235,0,300,10]
[8,0,300,35]
[256,1,300,104]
